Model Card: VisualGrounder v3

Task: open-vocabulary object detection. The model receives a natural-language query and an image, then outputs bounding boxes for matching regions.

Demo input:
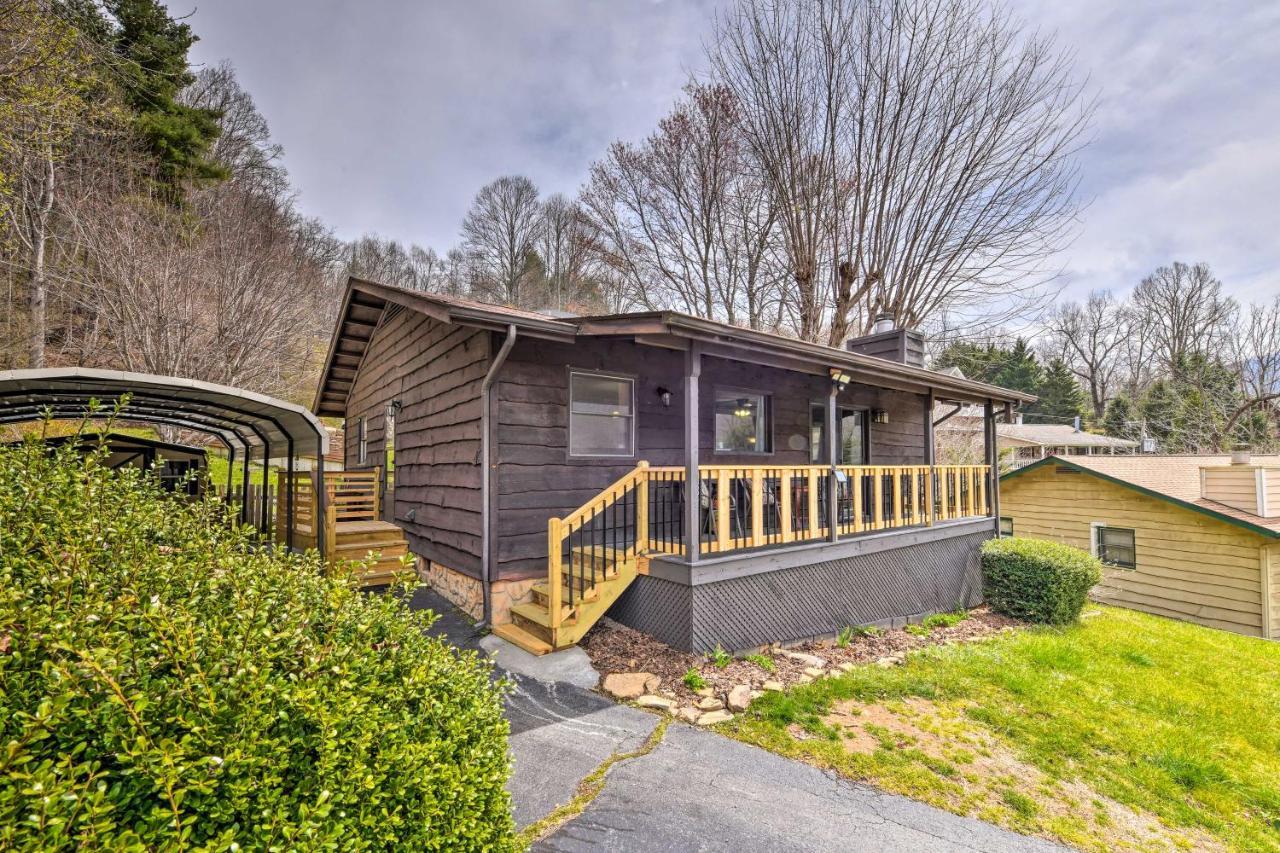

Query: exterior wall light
[656,386,673,408]
[872,409,889,424]
[830,368,853,392]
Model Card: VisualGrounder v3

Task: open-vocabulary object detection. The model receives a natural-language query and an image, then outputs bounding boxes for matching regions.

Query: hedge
[981,536,1102,625]
[0,433,516,850]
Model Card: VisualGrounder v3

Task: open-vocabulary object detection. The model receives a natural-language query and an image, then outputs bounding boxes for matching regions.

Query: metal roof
[0,368,328,458]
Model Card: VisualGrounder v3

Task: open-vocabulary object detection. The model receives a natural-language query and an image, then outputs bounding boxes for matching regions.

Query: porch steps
[329,520,413,587]
[498,553,638,655]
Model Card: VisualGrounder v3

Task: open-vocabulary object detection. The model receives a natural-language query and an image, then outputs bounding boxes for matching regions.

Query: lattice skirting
[609,530,990,653]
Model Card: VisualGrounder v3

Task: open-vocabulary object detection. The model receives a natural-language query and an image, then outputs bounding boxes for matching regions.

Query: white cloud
[190,0,1280,306]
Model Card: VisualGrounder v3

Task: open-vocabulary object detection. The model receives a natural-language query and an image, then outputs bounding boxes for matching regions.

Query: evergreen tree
[66,0,226,194]
[1101,395,1138,440]
[993,339,1044,397]
[1139,379,1180,450]
[1035,359,1087,424]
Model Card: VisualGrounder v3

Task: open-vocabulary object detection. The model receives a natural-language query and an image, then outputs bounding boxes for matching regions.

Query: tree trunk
[27,148,55,369]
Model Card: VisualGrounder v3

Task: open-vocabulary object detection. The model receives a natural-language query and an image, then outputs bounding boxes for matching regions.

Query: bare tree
[711,0,1091,344]
[538,193,590,311]
[1044,291,1127,419]
[346,234,442,292]
[1131,262,1237,374]
[461,174,542,306]
[1224,296,1280,439]
[580,83,782,326]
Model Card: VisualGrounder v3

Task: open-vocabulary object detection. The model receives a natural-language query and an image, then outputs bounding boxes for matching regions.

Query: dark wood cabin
[17,431,208,495]
[315,278,1032,654]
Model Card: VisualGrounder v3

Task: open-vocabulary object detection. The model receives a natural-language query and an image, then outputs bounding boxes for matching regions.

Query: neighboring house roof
[1003,455,1280,538]
[939,417,1138,449]
[314,277,1037,417]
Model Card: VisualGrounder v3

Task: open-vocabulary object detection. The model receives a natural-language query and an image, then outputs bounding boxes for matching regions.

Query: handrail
[544,461,991,632]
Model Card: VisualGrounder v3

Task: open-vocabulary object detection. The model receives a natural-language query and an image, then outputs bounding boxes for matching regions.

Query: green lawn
[727,606,1280,851]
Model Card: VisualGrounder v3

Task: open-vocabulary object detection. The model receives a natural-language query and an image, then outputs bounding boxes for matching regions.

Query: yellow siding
[1268,544,1280,640]
[1265,470,1280,518]
[1201,466,1260,515]
[1002,465,1271,638]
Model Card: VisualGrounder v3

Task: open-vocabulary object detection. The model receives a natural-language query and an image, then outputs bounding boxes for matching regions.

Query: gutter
[480,324,518,626]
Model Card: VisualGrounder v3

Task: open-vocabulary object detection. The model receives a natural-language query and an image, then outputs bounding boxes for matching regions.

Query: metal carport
[0,367,330,558]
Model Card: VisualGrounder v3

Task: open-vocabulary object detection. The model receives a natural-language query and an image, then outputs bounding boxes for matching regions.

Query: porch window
[1092,523,1136,569]
[357,416,367,465]
[569,372,635,457]
[715,391,770,453]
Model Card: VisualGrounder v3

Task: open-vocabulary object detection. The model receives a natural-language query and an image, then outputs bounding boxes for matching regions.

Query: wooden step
[510,601,575,629]
[334,542,408,561]
[532,580,598,606]
[491,622,552,656]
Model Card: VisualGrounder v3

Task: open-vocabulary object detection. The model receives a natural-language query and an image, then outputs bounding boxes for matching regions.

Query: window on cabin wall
[715,391,771,453]
[999,516,1014,536]
[1092,523,1136,569]
[357,416,367,465]
[569,372,635,457]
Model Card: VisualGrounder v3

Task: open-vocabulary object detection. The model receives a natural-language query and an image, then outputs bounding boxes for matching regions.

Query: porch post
[684,342,702,564]
[259,440,271,535]
[225,445,235,500]
[827,383,839,543]
[240,442,251,524]
[985,399,1000,533]
[285,437,295,551]
[924,390,935,465]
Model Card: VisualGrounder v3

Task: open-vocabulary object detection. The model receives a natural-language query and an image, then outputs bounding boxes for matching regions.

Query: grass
[727,606,1280,851]
[682,668,707,690]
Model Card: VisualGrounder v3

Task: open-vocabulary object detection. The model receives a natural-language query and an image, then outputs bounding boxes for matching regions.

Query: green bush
[981,537,1102,625]
[0,434,516,850]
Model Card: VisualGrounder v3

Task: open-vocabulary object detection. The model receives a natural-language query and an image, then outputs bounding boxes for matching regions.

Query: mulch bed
[580,607,1022,707]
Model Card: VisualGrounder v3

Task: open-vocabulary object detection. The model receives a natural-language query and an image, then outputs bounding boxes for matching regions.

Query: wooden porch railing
[543,462,991,634]
[274,468,381,557]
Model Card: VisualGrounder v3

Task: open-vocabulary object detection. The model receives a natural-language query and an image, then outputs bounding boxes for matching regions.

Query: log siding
[491,338,930,579]
[345,310,489,575]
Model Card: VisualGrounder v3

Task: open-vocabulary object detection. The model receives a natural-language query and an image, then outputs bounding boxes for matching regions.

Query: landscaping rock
[644,674,662,692]
[797,674,813,684]
[777,650,826,668]
[696,709,734,726]
[636,694,676,712]
[762,680,784,692]
[803,666,826,678]
[677,706,701,724]
[726,684,753,712]
[875,656,901,668]
[837,662,856,673]
[696,687,714,698]
[603,672,655,700]
[696,696,725,712]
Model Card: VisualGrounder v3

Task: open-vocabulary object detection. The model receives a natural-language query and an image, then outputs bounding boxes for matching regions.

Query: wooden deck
[277,469,412,586]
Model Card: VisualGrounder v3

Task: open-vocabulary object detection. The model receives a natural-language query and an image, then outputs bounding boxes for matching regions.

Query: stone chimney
[845,315,926,367]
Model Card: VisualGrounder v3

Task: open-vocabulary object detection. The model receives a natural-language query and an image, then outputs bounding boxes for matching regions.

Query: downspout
[481,324,518,627]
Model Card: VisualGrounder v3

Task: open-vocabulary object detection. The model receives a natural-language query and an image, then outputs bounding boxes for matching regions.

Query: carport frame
[0,368,331,558]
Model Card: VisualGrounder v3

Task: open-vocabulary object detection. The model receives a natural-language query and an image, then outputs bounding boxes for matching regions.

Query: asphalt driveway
[409,587,1062,852]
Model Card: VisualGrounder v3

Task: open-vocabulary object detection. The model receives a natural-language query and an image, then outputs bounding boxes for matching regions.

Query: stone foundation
[418,557,483,620]
[415,557,538,624]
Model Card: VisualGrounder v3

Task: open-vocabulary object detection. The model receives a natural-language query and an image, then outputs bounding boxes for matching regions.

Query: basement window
[999,517,1014,536]
[569,371,635,457]
[1092,524,1136,569]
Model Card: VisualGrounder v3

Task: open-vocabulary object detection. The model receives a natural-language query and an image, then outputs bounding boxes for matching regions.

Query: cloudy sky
[188,0,1280,304]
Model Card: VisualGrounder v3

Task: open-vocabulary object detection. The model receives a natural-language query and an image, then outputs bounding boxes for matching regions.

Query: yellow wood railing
[275,467,382,559]
[544,461,991,630]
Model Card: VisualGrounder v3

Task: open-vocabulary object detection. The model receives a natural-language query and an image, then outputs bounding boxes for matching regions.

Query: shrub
[836,625,854,647]
[0,434,516,850]
[709,644,732,669]
[683,668,707,690]
[922,609,968,630]
[981,537,1101,625]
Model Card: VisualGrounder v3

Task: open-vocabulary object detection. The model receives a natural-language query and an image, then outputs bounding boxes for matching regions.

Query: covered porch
[496,320,1022,654]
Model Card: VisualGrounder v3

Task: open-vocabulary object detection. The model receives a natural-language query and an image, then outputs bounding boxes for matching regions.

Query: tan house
[1000,453,1280,639]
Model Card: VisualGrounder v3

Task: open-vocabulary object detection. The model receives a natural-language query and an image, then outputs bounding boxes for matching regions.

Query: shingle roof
[1006,454,1280,537]
[996,424,1138,448]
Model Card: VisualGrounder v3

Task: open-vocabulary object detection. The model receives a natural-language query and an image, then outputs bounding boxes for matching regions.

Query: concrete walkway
[409,588,1062,852]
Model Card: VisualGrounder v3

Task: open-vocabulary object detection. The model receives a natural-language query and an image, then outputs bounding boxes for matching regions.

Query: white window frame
[713,388,772,455]
[568,370,636,459]
[1091,521,1136,569]
[357,416,368,465]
